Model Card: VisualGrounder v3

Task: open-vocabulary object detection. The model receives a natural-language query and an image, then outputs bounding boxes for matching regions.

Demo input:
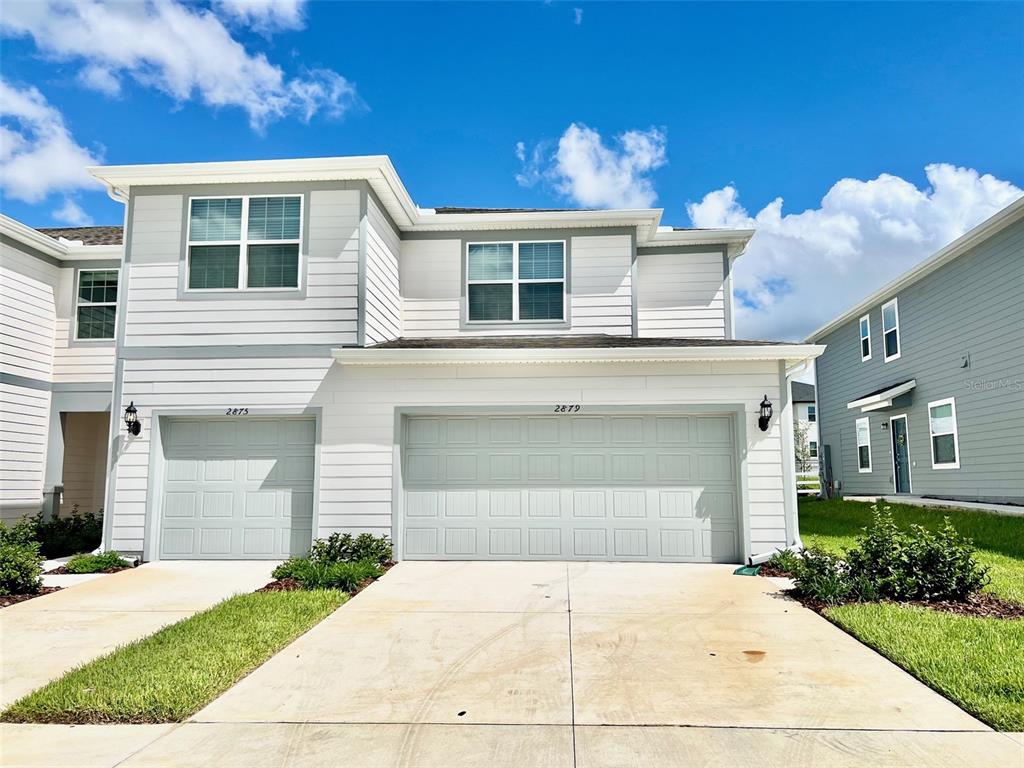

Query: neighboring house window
[466,241,565,322]
[881,298,900,361]
[75,269,118,340]
[859,314,871,361]
[809,440,818,458]
[856,417,871,472]
[928,398,961,469]
[807,404,816,422]
[187,196,302,290]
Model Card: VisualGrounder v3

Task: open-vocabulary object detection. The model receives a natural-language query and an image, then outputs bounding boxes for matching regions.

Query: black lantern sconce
[758,395,773,432]
[124,401,141,436]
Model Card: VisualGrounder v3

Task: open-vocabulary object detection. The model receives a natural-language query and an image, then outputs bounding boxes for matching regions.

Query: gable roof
[806,195,1024,342]
[791,381,816,402]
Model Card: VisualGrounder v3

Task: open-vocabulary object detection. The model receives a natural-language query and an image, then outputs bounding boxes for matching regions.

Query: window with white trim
[187,195,302,290]
[881,298,900,361]
[859,314,871,361]
[928,398,960,469]
[856,417,872,472]
[809,440,818,458]
[807,404,816,423]
[466,241,565,322]
[75,269,118,340]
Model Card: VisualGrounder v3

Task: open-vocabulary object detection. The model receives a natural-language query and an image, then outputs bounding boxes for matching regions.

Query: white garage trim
[390,404,751,563]
[142,406,323,561]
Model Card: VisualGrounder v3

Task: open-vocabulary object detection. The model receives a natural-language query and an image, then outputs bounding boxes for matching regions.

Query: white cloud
[687,164,1023,341]
[0,0,361,132]
[574,7,583,25]
[517,122,667,208]
[214,0,305,33]
[0,77,102,203]
[52,197,93,225]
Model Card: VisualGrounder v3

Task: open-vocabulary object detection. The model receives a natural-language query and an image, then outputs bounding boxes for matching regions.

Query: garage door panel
[159,417,315,560]
[402,414,741,563]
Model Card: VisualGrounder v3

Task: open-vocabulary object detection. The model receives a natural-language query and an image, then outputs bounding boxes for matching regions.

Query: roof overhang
[333,343,825,367]
[642,228,755,259]
[847,379,917,412]
[807,195,1024,342]
[0,215,121,263]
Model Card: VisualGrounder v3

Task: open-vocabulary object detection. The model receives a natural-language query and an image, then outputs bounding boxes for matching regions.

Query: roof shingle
[36,226,123,246]
[372,335,787,350]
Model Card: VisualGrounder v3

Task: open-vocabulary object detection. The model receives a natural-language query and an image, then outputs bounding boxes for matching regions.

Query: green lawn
[798,497,1024,730]
[2,590,345,724]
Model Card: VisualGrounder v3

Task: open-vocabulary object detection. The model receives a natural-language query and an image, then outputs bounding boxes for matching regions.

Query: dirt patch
[45,565,129,575]
[0,587,62,609]
[757,564,794,578]
[787,589,1024,620]
[257,577,303,592]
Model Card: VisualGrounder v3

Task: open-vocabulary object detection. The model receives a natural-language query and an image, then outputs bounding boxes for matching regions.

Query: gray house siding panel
[816,218,1024,503]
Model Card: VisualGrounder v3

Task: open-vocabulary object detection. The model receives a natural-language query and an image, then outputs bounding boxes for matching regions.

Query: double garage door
[159,417,314,559]
[401,413,741,563]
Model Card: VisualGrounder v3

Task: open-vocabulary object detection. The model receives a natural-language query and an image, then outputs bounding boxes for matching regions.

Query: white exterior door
[159,417,315,559]
[400,413,740,562]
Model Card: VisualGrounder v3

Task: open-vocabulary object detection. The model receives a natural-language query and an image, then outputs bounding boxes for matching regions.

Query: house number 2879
[554,404,581,413]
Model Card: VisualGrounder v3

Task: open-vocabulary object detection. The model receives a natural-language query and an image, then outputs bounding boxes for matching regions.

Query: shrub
[308,532,391,566]
[65,551,131,574]
[765,548,802,576]
[0,520,43,595]
[34,509,103,558]
[791,547,857,605]
[272,557,382,591]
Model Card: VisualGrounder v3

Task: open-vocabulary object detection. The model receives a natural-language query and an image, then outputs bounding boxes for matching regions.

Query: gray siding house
[807,197,1024,505]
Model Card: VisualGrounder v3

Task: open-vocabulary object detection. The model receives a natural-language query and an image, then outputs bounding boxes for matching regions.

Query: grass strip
[2,589,345,724]
[798,498,1024,731]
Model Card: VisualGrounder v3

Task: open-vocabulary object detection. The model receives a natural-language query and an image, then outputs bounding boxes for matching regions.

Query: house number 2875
[225,408,249,416]
[554,404,581,413]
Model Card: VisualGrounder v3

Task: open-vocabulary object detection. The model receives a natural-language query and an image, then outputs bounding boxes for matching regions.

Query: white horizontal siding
[122,190,359,348]
[400,233,633,337]
[1,242,58,380]
[0,382,50,521]
[108,358,789,557]
[364,195,401,344]
[637,251,726,338]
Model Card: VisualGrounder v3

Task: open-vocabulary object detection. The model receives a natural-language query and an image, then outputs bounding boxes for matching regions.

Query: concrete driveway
[3,561,1021,767]
[0,561,272,709]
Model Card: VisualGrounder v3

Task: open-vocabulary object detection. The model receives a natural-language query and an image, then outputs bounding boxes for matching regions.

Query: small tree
[793,420,811,472]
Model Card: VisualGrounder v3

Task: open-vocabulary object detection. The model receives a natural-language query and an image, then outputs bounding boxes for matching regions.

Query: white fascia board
[643,228,755,258]
[0,214,68,259]
[333,344,826,367]
[846,379,917,411]
[807,195,1024,342]
[60,244,124,262]
[407,208,663,242]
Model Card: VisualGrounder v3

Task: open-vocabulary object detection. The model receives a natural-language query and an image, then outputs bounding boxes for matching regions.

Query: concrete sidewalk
[845,494,1024,517]
[0,561,272,709]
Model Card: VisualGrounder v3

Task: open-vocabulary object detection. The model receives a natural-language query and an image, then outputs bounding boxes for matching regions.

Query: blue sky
[2,1,1022,338]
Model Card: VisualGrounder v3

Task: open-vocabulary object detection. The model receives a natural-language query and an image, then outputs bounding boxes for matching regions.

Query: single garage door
[401,413,740,562]
[159,417,315,559]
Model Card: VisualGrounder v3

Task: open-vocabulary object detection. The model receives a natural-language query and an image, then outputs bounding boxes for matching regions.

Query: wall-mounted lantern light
[124,401,141,436]
[758,395,773,432]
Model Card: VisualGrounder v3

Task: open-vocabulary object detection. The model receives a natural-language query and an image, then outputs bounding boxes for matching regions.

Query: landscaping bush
[764,548,802,576]
[272,557,382,591]
[65,551,131,574]
[0,519,44,596]
[34,509,103,558]
[308,532,391,566]
[789,505,989,605]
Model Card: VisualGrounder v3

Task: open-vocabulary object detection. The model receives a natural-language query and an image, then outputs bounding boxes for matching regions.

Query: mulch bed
[757,563,794,578]
[0,587,63,609]
[781,587,1024,620]
[257,562,394,596]
[45,565,130,575]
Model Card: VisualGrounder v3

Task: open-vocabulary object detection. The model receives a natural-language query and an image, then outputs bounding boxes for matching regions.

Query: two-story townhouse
[808,196,1024,505]
[1,216,123,522]
[791,382,818,472]
[86,155,823,565]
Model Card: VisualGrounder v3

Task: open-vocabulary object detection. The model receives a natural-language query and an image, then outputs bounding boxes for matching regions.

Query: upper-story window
[187,196,302,291]
[881,298,900,361]
[807,404,816,423]
[75,269,118,340]
[466,241,565,322]
[859,314,871,361]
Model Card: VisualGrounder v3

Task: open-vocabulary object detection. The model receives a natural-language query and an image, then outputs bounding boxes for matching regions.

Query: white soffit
[847,380,917,412]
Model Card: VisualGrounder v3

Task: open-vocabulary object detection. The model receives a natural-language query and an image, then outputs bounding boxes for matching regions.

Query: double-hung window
[466,241,565,322]
[859,314,871,361]
[187,195,302,290]
[75,269,118,340]
[928,397,960,469]
[856,417,871,472]
[881,298,900,361]
[809,440,818,458]
[807,404,816,423]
